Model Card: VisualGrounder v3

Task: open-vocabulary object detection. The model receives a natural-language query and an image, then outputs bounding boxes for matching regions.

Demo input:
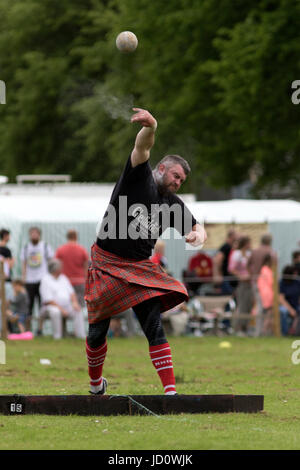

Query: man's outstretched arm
[130,108,157,168]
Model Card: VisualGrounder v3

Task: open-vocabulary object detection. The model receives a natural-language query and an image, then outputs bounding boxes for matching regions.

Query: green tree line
[0,0,299,197]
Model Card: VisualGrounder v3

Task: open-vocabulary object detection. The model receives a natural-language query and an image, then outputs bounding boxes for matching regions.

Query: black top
[0,245,12,281]
[97,156,197,260]
[219,242,232,277]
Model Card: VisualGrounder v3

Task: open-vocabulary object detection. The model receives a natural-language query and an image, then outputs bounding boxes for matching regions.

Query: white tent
[188,199,300,224]
[1,195,299,278]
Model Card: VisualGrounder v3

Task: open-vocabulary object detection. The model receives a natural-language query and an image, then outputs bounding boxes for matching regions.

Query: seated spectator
[39,259,85,340]
[6,279,29,334]
[161,302,189,336]
[150,239,168,272]
[183,250,213,296]
[257,254,274,335]
[279,265,300,336]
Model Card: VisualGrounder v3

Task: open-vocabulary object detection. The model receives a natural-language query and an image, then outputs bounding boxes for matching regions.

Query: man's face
[157,163,186,194]
[30,229,40,244]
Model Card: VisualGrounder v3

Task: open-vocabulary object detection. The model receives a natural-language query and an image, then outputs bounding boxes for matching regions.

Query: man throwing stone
[85,108,207,395]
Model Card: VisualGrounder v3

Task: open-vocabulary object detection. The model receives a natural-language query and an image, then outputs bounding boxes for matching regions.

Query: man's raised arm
[130,108,157,168]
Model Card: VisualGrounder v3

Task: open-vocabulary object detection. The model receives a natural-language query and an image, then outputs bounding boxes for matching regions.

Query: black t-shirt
[219,242,231,277]
[0,245,12,281]
[97,156,197,260]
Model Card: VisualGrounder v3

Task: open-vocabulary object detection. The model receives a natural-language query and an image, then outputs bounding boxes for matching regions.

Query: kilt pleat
[85,243,188,323]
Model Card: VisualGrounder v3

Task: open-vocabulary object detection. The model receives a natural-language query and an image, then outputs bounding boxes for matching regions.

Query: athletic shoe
[89,378,108,395]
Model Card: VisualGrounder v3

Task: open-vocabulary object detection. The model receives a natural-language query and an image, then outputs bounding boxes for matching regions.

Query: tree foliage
[0,0,299,197]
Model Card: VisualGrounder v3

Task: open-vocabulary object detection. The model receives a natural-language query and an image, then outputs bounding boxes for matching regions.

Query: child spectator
[257,254,274,335]
[6,279,29,333]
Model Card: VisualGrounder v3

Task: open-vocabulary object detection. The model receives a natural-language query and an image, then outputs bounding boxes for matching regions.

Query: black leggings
[87,297,167,349]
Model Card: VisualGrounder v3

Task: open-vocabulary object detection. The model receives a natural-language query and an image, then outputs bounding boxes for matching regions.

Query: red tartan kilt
[85,244,188,323]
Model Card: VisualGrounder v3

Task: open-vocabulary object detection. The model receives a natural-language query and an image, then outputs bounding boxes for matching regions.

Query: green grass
[0,335,300,450]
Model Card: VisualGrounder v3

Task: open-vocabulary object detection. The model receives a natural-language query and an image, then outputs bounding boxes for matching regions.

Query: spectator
[39,259,85,340]
[279,265,300,336]
[228,235,254,335]
[292,251,300,276]
[257,254,274,336]
[183,250,213,296]
[55,229,89,309]
[6,279,29,334]
[150,239,168,271]
[248,233,277,336]
[21,227,54,332]
[213,229,238,294]
[0,229,15,282]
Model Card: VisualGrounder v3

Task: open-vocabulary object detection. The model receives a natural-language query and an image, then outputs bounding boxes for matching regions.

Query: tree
[0,0,299,198]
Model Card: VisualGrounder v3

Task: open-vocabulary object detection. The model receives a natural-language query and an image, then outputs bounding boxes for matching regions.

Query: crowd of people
[1,226,300,339]
[180,230,300,337]
[0,227,88,339]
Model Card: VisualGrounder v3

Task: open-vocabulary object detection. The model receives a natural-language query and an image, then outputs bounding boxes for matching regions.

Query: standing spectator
[248,233,277,336]
[39,259,85,340]
[21,227,54,332]
[292,251,300,276]
[279,265,300,336]
[228,235,254,335]
[6,279,29,334]
[257,254,274,335]
[0,229,15,283]
[213,229,238,294]
[55,229,89,309]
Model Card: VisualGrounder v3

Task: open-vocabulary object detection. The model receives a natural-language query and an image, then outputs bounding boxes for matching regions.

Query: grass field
[0,335,300,450]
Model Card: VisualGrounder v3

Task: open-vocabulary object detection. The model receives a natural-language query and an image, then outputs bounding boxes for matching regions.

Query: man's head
[29,227,41,245]
[292,251,300,264]
[12,279,25,293]
[153,155,190,195]
[260,233,272,246]
[0,229,10,243]
[48,258,62,278]
[67,229,78,242]
[226,229,238,245]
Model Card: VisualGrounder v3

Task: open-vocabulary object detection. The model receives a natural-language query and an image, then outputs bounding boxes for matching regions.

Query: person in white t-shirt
[21,227,54,332]
[39,258,85,339]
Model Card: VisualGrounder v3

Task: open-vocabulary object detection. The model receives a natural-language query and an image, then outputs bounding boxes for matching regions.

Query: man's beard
[153,171,176,196]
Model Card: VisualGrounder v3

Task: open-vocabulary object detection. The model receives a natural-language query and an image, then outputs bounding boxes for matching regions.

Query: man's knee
[87,320,110,348]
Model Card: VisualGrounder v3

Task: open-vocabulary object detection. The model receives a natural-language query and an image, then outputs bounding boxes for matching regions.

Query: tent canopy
[188,199,300,224]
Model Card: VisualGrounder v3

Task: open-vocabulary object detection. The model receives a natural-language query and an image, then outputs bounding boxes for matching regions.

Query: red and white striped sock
[85,339,107,393]
[149,342,176,395]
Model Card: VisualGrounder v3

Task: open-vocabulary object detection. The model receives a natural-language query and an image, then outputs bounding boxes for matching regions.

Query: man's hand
[131,108,157,130]
[185,224,207,247]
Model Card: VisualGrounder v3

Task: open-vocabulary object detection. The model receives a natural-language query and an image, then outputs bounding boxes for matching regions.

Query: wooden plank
[0,394,264,416]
